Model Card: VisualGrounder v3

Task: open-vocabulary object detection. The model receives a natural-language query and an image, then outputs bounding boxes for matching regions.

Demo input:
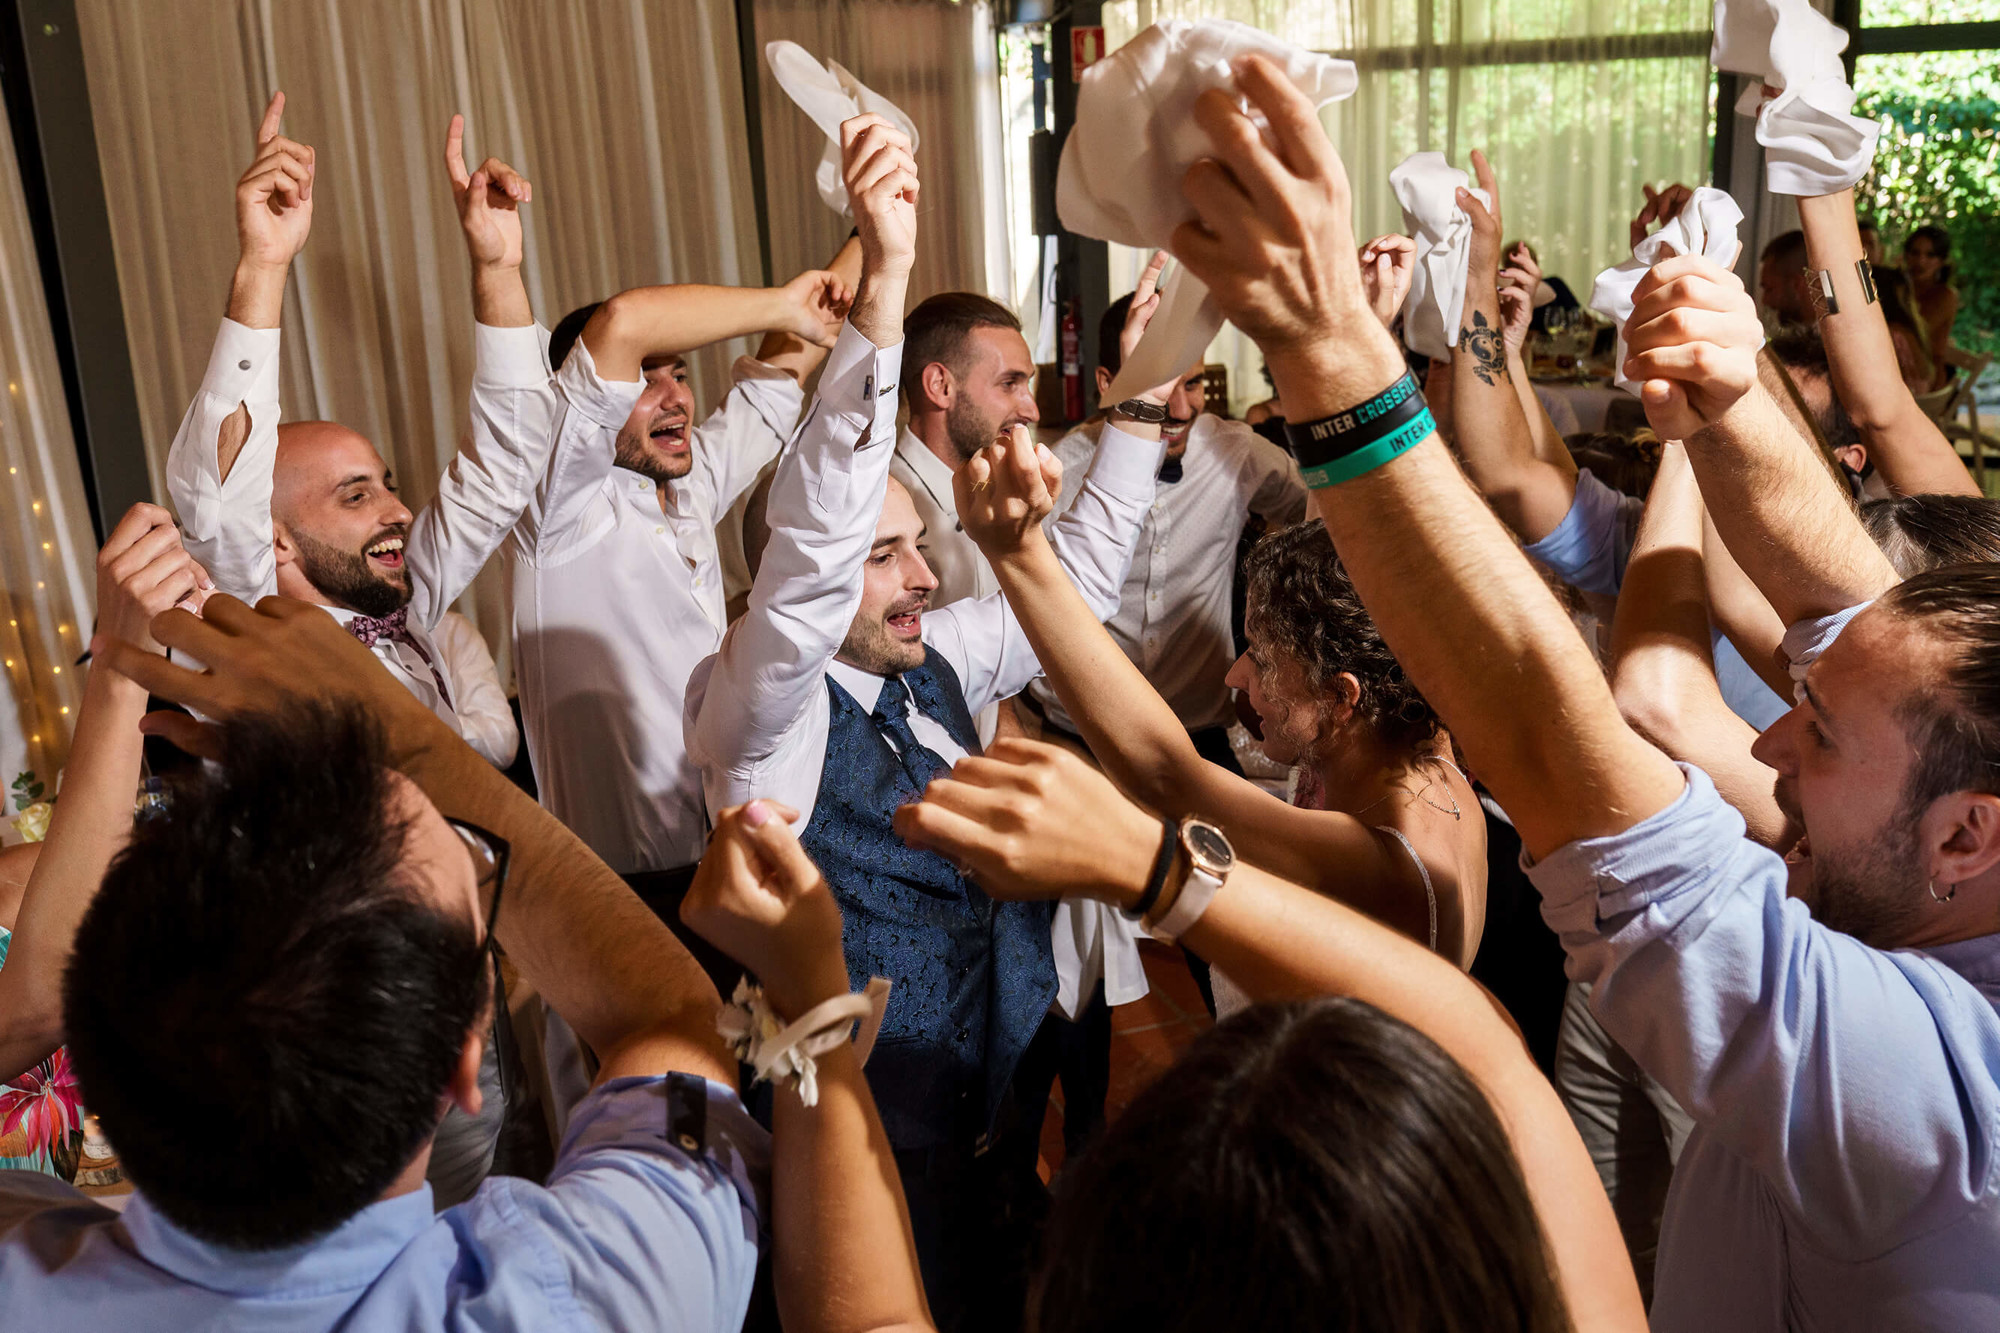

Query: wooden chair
[1921,352,1998,493]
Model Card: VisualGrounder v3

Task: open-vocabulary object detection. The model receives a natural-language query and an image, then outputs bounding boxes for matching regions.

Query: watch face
[1185,821,1233,873]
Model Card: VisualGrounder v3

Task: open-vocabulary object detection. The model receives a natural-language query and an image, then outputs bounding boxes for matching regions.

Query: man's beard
[944,397,1020,466]
[1792,793,1929,948]
[292,527,411,619]
[615,415,694,487]
[839,592,929,676]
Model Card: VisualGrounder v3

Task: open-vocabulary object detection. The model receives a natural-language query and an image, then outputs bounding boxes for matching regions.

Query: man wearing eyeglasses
[0,595,935,1332]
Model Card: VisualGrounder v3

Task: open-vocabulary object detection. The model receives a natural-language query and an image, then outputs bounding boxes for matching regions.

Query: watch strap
[1125,817,1180,920]
[1112,397,1170,423]
[1148,854,1224,945]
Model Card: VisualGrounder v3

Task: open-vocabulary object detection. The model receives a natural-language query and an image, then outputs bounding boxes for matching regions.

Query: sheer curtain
[75,0,762,678]
[1100,0,1714,414]
[752,0,1011,305]
[0,97,95,814]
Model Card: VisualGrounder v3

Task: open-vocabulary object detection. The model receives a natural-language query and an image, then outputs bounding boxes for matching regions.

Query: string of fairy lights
[4,370,89,796]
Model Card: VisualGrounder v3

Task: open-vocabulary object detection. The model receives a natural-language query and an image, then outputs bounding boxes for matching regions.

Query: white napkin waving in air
[1588,186,1757,392]
[1712,0,1880,195]
[1389,153,1491,363]
[1056,20,1357,403]
[765,41,921,216]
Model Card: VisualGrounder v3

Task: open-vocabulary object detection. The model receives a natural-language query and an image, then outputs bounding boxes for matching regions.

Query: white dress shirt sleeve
[686,322,904,818]
[433,611,520,768]
[928,420,1165,713]
[1242,429,1310,526]
[517,340,644,562]
[164,319,282,601]
[406,323,559,627]
[675,357,804,526]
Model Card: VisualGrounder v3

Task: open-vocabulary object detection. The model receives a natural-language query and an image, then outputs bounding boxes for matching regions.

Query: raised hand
[444,114,531,272]
[776,266,852,349]
[1456,148,1504,281]
[893,739,1162,908]
[236,92,316,274]
[1172,54,1401,404]
[1622,252,1766,441]
[97,595,442,761]
[91,504,213,662]
[1358,234,1416,330]
[1498,241,1543,353]
[842,114,918,279]
[954,424,1061,558]
[681,800,849,1021]
[1630,182,1697,250]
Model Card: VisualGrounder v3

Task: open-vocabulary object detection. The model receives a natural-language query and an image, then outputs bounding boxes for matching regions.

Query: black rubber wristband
[1126,817,1180,921]
[1283,371,1423,467]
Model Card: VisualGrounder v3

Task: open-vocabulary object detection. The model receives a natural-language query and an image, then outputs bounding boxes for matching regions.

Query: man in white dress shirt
[888,292,1040,611]
[686,116,1168,1332]
[508,254,858,899]
[165,102,551,1205]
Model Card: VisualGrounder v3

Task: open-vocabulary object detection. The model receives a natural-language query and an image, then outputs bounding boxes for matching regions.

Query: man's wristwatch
[1145,817,1235,944]
[1110,396,1170,423]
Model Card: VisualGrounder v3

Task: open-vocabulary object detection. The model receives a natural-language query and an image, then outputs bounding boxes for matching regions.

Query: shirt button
[677,1132,700,1152]
[237,359,251,371]
[655,525,665,535]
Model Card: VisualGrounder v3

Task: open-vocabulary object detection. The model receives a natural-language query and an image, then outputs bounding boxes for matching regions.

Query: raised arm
[895,741,1645,1333]
[0,507,211,1083]
[1797,189,1977,497]
[1621,255,1900,625]
[1444,153,1577,543]
[756,236,867,385]
[682,803,933,1333]
[405,117,563,624]
[1608,445,1792,848]
[958,430,1460,953]
[1496,242,1573,469]
[582,273,849,383]
[1170,55,1683,859]
[108,595,734,1085]
[165,92,313,601]
[685,116,915,808]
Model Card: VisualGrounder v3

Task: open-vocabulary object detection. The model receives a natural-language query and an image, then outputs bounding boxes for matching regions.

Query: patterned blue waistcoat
[799,649,1057,1150]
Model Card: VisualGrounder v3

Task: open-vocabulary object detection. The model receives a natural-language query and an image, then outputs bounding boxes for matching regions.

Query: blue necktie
[872,676,954,791]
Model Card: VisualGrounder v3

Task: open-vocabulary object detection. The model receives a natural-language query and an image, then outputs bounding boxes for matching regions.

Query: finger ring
[970,477,991,494]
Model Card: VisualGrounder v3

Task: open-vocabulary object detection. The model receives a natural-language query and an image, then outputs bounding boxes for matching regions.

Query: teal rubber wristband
[1298,408,1437,489]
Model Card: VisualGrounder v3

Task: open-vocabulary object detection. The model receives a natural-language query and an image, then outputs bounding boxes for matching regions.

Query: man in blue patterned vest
[686,116,1171,1331]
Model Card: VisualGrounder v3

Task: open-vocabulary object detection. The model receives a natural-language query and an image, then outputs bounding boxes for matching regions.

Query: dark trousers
[896,1019,1059,1333]
[1012,979,1113,1162]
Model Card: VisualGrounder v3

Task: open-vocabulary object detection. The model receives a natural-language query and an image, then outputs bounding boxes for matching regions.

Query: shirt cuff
[1086,420,1171,500]
[201,318,281,411]
[559,1073,770,1220]
[1782,601,1872,695]
[1524,764,1743,929]
[555,336,645,431]
[815,321,902,420]
[475,321,552,387]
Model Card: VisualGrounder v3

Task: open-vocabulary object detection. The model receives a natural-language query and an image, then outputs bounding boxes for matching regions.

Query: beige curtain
[0,91,95,810]
[1100,0,1714,414]
[752,0,1012,306]
[77,0,762,677]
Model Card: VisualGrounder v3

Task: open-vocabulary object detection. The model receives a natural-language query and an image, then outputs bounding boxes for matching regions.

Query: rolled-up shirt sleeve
[165,319,283,601]
[1521,468,1643,597]
[1529,765,2000,1256]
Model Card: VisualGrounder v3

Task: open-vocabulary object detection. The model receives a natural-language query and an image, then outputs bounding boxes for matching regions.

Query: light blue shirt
[0,1073,766,1331]
[1530,767,2000,1330]
[1523,467,1791,729]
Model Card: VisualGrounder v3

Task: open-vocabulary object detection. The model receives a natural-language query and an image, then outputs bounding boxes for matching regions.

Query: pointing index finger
[444,114,470,189]
[257,91,284,147]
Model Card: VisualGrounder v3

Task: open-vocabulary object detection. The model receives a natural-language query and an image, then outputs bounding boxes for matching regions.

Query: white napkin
[765,41,921,216]
[1056,19,1356,402]
[1588,186,1757,392]
[1390,153,1491,362]
[1712,0,1880,195]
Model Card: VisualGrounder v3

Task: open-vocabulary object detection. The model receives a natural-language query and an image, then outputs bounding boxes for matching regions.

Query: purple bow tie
[347,607,412,648]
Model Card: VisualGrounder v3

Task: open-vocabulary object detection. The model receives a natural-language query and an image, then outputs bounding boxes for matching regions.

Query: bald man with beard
[169,100,554,745]
[165,99,553,1207]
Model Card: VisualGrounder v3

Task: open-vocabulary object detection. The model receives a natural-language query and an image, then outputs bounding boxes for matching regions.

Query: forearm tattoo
[1459,310,1510,386]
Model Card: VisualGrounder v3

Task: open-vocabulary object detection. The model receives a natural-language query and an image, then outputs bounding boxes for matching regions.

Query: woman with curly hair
[974,501,1486,974]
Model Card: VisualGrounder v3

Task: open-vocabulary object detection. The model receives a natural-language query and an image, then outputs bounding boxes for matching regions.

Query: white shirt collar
[827,655,900,714]
[896,428,961,516]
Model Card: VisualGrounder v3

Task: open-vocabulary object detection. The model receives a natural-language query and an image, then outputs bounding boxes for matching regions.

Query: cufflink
[238,359,252,371]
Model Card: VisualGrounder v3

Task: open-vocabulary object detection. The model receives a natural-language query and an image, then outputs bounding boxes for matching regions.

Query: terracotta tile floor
[1037,941,1214,1181]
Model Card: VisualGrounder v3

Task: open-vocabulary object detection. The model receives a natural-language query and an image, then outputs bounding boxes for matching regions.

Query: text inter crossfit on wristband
[1282,370,1435,489]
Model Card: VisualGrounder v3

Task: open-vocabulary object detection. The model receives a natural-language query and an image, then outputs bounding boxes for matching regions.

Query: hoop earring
[1930,878,1957,904]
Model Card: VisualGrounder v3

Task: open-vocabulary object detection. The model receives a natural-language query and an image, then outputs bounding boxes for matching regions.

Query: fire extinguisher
[1060,299,1084,423]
